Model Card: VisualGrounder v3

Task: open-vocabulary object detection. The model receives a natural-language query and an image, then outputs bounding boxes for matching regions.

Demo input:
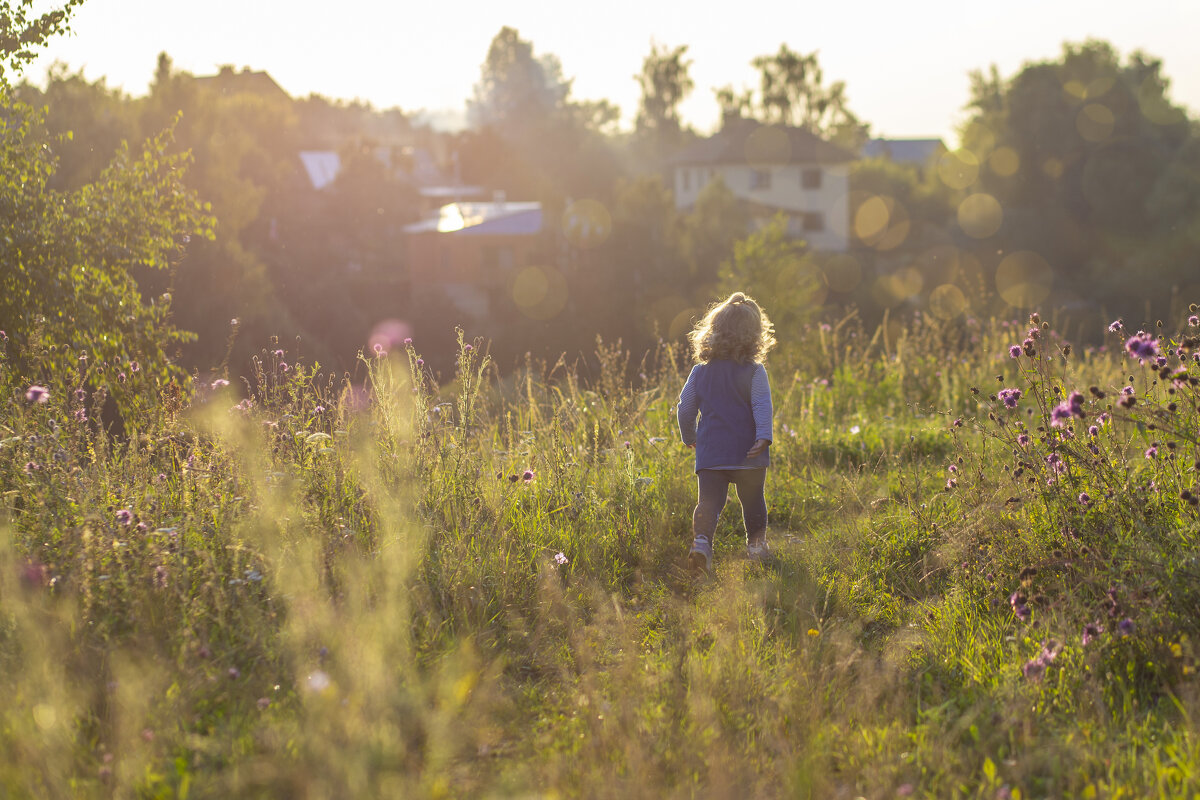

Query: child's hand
[746,439,769,458]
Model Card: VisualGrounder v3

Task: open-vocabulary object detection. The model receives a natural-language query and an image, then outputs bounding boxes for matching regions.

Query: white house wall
[674,163,850,252]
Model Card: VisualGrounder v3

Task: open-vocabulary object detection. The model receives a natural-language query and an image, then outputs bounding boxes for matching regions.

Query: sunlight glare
[988,146,1020,177]
[928,283,968,320]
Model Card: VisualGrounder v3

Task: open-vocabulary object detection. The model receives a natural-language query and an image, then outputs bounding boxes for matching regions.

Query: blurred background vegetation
[5,14,1199,383]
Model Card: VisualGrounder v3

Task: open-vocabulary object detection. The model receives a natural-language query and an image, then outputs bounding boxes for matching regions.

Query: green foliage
[0,0,85,86]
[963,40,1200,317]
[0,99,214,420]
[3,305,1200,796]
[719,215,824,342]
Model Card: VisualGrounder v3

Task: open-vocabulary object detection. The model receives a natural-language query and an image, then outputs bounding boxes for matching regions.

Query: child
[677,291,775,571]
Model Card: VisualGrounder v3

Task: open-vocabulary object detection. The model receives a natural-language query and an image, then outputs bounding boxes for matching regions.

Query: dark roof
[672,119,856,166]
[195,67,289,99]
[862,138,945,166]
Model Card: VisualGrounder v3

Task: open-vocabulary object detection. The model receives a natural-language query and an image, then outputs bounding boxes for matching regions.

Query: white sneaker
[688,535,713,572]
[746,540,771,563]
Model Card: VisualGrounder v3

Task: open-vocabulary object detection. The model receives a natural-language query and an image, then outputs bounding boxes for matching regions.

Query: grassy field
[2,309,1200,798]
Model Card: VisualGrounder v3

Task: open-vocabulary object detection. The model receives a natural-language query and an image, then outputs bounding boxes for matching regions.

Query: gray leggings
[693,468,768,544]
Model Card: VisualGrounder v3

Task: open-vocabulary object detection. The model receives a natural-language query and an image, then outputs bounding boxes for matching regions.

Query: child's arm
[746,364,773,457]
[677,366,701,447]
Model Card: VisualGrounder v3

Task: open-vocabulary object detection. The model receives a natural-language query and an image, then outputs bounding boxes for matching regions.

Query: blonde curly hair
[688,292,776,364]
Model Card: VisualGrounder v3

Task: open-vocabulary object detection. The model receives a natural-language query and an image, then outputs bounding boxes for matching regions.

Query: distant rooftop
[195,66,288,99]
[862,138,945,166]
[298,151,341,190]
[673,118,856,166]
[403,201,542,236]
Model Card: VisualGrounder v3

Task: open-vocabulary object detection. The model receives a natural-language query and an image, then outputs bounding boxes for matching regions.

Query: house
[670,118,856,251]
[402,197,544,319]
[195,66,289,100]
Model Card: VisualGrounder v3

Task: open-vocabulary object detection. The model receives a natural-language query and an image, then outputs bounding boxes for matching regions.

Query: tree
[962,39,1198,315]
[0,0,85,86]
[720,215,824,341]
[719,45,868,147]
[634,42,693,157]
[468,27,571,135]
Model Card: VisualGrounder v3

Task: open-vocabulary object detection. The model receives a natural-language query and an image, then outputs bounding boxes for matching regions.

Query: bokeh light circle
[957,193,1003,238]
[995,251,1052,308]
[928,284,969,320]
[989,146,1020,177]
[562,199,612,249]
[512,266,568,320]
[937,149,980,190]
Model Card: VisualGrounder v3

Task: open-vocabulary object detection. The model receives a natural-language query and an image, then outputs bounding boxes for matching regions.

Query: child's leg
[731,468,768,544]
[693,469,730,543]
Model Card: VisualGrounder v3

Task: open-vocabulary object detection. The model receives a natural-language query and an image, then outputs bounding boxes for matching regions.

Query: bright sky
[27,0,1200,145]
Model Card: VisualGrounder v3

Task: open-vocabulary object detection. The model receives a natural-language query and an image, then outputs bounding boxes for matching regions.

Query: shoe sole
[688,551,711,573]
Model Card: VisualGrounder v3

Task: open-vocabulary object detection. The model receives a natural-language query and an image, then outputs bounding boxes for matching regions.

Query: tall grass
[1,309,1199,797]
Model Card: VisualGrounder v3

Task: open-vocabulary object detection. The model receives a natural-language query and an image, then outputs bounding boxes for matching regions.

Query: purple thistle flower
[554,552,568,565]
[75,388,86,402]
[25,385,50,404]
[404,337,413,345]
[1108,319,1123,333]
[1050,402,1073,427]
[946,478,958,490]
[1067,391,1084,415]
[115,509,133,526]
[23,461,39,474]
[1088,425,1099,437]
[211,379,230,389]
[1082,622,1103,646]
[1009,345,1022,359]
[1118,618,1135,637]
[373,343,386,356]
[1124,334,1159,360]
[274,349,285,357]
[1079,492,1091,505]
[523,469,536,483]
[1155,356,1168,368]
[1189,315,1199,327]
[130,361,140,373]
[1014,604,1031,622]
[279,362,290,373]
[1022,658,1046,681]
[416,358,424,367]
[948,464,958,473]
[1145,446,1158,460]
[998,388,1022,408]
[1017,433,1030,447]
[464,343,474,353]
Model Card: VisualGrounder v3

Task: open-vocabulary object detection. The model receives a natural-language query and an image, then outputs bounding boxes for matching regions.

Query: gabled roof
[195,66,288,99]
[403,202,542,236]
[672,119,856,166]
[862,138,945,166]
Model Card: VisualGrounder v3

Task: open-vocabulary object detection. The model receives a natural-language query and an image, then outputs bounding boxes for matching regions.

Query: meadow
[2,305,1200,799]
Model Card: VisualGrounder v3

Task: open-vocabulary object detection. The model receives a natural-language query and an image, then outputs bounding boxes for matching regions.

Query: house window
[803,212,825,232]
[750,169,771,190]
[681,169,691,192]
[802,168,822,189]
